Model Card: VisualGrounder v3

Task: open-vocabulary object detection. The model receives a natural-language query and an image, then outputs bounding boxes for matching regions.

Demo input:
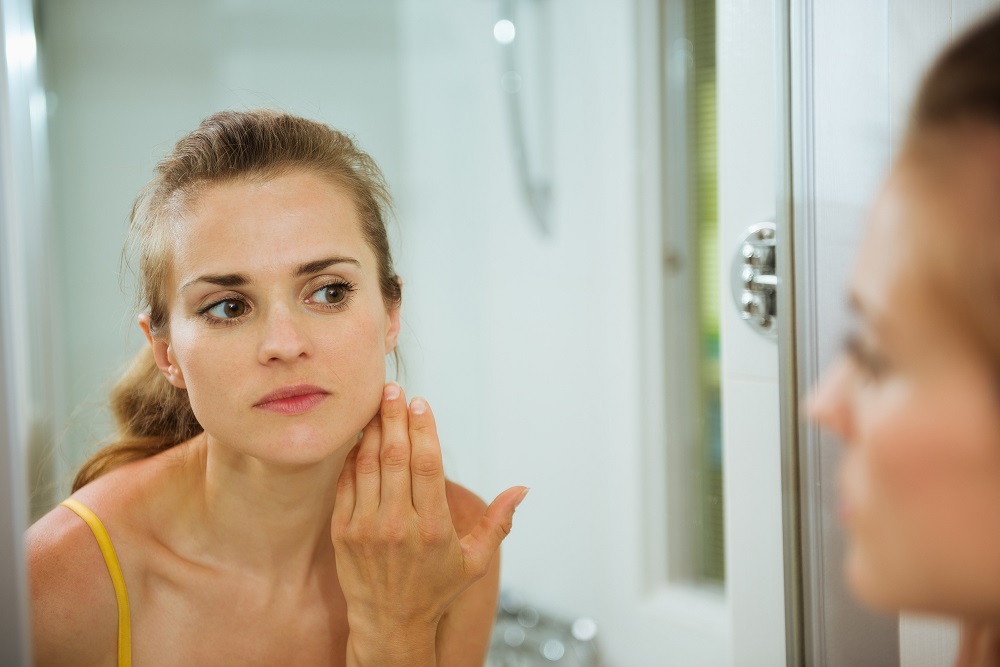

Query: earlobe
[138,313,186,389]
[163,346,186,389]
[164,357,186,388]
[384,305,401,355]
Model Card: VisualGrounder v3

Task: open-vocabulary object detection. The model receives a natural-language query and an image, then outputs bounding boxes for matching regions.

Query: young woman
[27,110,527,666]
[809,11,1000,667]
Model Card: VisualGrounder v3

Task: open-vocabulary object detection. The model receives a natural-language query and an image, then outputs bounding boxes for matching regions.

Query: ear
[383,303,401,355]
[138,313,186,389]
[383,280,402,355]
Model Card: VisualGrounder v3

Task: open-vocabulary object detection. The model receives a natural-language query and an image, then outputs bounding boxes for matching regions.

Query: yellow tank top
[60,498,132,667]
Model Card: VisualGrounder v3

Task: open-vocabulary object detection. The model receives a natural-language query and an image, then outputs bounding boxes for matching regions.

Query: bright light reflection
[571,617,598,641]
[541,639,566,661]
[29,90,47,129]
[5,28,37,72]
[493,19,516,45]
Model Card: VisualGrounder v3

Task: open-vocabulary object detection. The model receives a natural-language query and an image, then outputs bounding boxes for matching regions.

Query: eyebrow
[180,256,361,293]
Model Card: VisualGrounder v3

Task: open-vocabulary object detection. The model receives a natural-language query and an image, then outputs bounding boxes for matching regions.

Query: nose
[806,357,855,445]
[257,303,313,364]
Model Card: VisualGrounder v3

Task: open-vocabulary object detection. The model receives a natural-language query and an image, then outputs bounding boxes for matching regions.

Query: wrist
[346,628,437,667]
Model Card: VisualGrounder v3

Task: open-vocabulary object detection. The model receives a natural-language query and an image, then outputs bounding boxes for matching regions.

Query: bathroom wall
[395,2,720,664]
[396,0,803,663]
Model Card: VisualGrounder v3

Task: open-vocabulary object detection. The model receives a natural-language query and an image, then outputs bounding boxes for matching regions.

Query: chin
[268,422,361,463]
[844,543,907,614]
[206,419,359,468]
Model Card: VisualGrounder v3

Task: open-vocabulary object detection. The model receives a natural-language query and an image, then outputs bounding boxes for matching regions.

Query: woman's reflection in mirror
[26,110,527,667]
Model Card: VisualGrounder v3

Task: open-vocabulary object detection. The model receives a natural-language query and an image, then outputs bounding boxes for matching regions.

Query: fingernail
[384,383,401,400]
[411,397,428,414]
[515,487,530,509]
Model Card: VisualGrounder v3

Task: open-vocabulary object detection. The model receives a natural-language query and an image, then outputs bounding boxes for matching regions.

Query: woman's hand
[332,382,527,667]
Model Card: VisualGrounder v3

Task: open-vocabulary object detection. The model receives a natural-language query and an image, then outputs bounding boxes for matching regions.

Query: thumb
[461,486,529,577]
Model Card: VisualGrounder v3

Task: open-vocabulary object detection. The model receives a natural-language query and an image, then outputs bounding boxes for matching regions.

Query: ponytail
[72,346,201,491]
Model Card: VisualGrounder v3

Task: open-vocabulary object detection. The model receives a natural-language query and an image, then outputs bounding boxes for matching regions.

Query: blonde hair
[73,110,402,491]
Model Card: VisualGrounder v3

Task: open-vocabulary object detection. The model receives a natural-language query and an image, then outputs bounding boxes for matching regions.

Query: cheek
[321,313,388,403]
[850,372,1000,609]
[313,302,390,399]
[166,326,243,418]
[866,380,1000,527]
[840,381,918,604]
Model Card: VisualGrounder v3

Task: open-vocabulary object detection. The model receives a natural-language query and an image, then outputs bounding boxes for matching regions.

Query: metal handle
[731,221,777,336]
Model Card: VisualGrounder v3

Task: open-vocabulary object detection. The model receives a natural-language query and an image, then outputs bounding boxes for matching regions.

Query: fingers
[461,486,529,577]
[408,397,448,517]
[353,411,383,515]
[379,382,413,509]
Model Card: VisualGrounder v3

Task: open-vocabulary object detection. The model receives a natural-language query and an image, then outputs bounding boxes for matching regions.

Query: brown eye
[205,299,249,319]
[310,282,352,306]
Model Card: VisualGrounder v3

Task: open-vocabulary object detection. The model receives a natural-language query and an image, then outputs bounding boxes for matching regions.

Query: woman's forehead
[171,172,374,278]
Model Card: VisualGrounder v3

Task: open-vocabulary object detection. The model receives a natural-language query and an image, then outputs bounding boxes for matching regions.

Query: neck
[175,433,353,588]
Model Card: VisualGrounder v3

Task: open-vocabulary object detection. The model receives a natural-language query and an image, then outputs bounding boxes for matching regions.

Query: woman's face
[148,169,399,466]
[809,143,1000,619]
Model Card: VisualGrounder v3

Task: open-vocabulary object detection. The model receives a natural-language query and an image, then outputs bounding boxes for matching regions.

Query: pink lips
[253,384,329,415]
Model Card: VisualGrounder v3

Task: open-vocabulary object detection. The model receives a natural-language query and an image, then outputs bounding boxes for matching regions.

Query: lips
[254,384,330,415]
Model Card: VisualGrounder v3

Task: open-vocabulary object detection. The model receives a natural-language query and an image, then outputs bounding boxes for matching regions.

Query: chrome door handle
[731,221,777,336]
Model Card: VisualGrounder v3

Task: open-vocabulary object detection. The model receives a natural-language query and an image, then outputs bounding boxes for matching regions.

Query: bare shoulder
[445,479,487,538]
[26,503,118,666]
[24,446,183,665]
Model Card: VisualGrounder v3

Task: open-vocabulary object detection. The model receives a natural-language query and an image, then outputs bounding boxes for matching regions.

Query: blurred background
[4,0,998,665]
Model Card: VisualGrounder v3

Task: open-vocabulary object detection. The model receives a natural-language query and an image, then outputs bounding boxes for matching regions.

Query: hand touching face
[332,383,527,664]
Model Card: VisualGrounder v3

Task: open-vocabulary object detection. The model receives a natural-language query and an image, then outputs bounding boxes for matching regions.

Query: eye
[843,333,889,380]
[310,282,353,306]
[204,299,249,319]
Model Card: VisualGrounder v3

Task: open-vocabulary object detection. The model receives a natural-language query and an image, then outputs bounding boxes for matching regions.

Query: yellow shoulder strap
[60,498,132,667]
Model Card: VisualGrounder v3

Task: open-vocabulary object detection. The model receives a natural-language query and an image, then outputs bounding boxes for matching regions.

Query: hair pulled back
[904,11,1000,396]
[903,10,1000,388]
[73,110,401,492]
[912,9,1000,133]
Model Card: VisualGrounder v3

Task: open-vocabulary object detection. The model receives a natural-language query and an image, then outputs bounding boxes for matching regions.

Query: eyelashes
[843,333,890,379]
[307,281,356,308]
[197,280,357,327]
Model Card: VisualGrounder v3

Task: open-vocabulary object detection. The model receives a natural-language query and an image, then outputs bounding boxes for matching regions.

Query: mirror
[7,0,744,665]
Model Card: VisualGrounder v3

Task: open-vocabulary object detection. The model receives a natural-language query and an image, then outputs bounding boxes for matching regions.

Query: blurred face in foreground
[809,128,1000,619]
